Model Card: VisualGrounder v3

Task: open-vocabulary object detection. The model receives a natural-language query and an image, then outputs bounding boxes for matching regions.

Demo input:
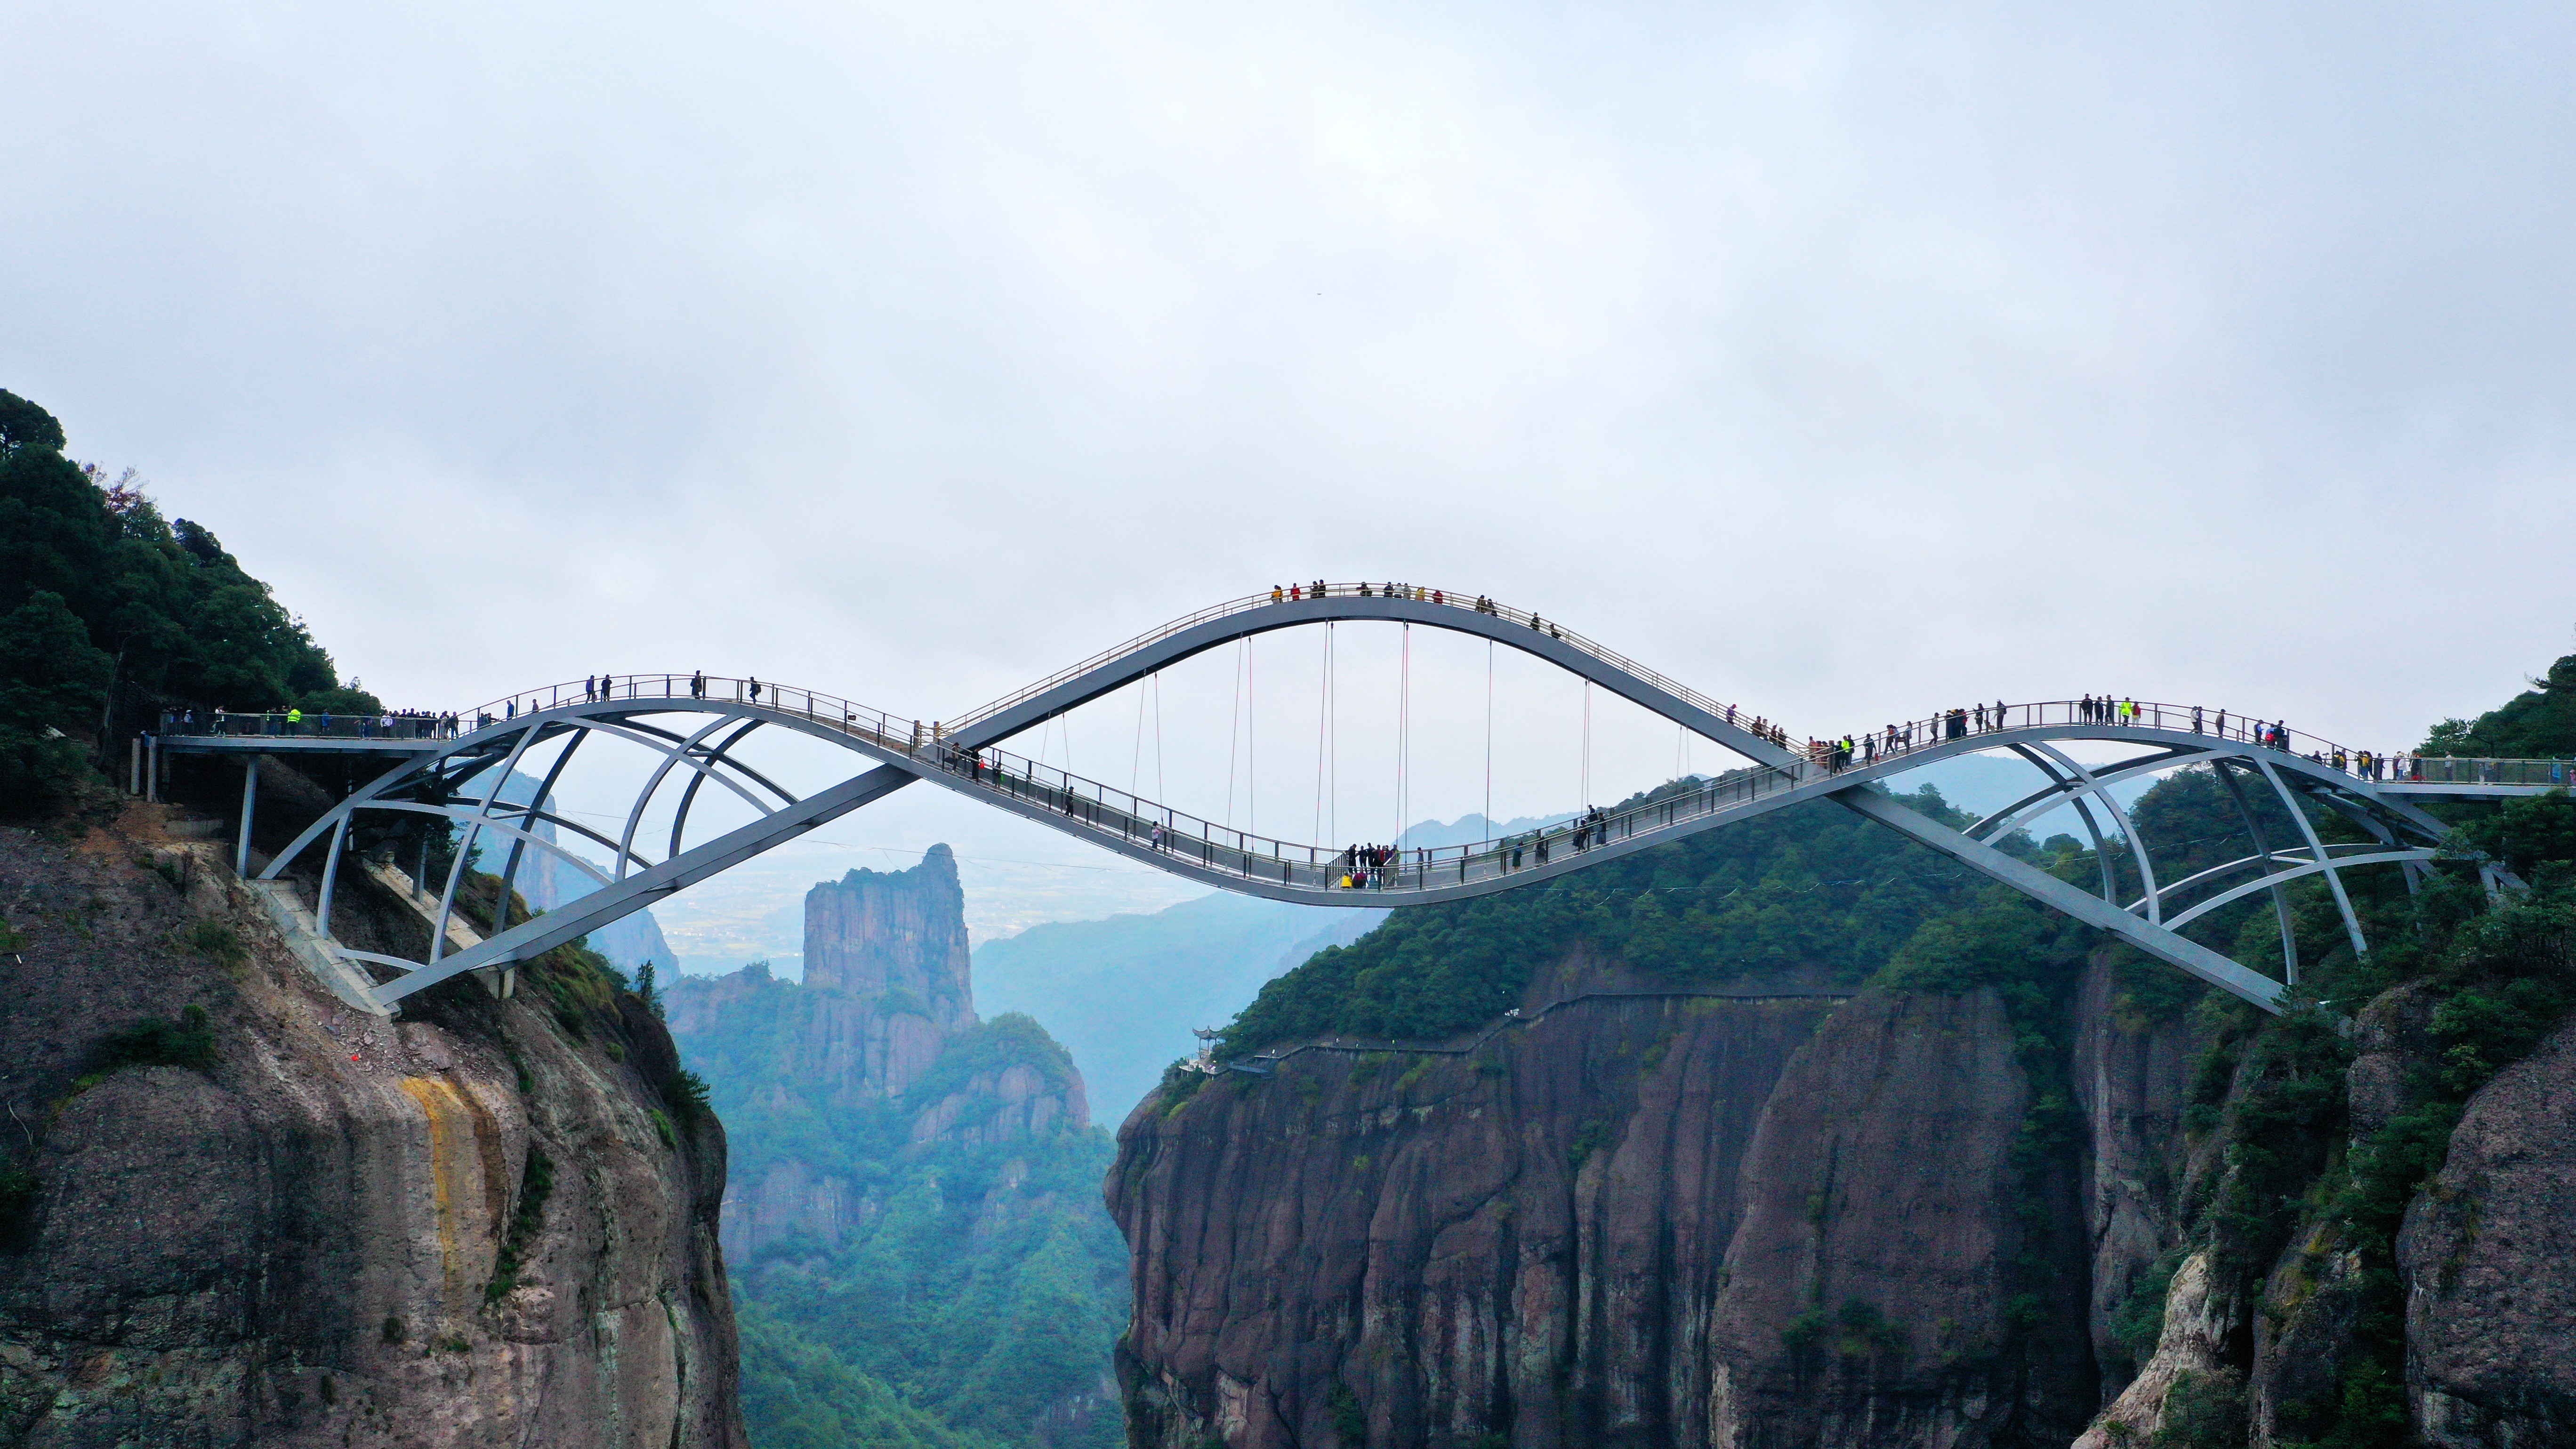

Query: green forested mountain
[1194,654,2576,1448]
[1218,781,2020,1055]
[974,892,1379,1123]
[668,956,1127,1449]
[0,388,377,812]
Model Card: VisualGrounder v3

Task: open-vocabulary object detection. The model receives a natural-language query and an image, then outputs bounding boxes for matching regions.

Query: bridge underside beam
[362,764,917,1007]
[1829,785,2288,1013]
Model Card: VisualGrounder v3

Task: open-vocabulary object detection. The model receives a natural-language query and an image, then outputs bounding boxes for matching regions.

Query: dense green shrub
[736,1298,1007,1449]
[1222,785,2004,1055]
[87,1003,217,1075]
[182,919,245,969]
[0,1166,37,1251]
[485,1147,556,1301]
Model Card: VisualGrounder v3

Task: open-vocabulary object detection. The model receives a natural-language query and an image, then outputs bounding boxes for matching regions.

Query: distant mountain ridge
[974,892,1381,1122]
[486,769,678,975]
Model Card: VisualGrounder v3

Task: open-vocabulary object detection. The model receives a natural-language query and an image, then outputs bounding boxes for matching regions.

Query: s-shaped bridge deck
[163,587,2568,1017]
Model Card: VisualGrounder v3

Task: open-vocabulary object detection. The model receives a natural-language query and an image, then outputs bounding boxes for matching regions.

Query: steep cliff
[2397,1014,2576,1444]
[665,846,1125,1449]
[1112,947,2151,1449]
[664,845,1088,1257]
[1115,763,2576,1448]
[0,809,746,1449]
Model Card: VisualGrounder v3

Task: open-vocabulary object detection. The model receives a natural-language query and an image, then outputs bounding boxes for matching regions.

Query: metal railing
[912,733,1810,896]
[938,583,1775,742]
[153,709,457,741]
[148,671,2573,900]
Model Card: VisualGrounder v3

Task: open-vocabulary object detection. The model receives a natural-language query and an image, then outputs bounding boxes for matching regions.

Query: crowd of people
[167,707,460,740]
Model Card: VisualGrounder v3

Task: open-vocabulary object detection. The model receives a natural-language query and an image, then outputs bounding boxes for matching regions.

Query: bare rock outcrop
[2397,1012,2576,1446]
[2071,1251,2239,1449]
[802,844,975,1030]
[0,817,746,1449]
[663,845,1090,1258]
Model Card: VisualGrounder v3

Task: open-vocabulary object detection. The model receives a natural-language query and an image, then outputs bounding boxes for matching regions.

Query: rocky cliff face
[1110,952,2206,1449]
[1119,937,2576,1449]
[0,811,746,1449]
[2397,1015,2576,1445]
[663,845,1087,1258]
[804,844,975,1026]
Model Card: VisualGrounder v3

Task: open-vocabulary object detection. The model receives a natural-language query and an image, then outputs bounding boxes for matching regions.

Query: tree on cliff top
[2423,644,2576,758]
[0,387,377,813]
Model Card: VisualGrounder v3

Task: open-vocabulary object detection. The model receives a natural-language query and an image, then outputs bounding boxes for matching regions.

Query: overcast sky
[9,2,2576,931]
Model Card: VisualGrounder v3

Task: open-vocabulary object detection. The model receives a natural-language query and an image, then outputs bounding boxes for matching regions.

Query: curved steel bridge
[182,587,2567,1017]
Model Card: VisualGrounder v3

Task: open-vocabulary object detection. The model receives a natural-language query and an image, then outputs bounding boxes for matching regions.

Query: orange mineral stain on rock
[400,1075,478,1308]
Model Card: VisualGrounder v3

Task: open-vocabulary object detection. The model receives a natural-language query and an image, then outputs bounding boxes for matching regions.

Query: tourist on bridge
[2192,706,2205,734]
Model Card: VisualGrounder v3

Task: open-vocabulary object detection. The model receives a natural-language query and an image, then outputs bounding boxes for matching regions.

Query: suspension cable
[1246,634,1256,838]
[1131,677,1148,794]
[1396,623,1411,845]
[1314,623,1333,848]
[1582,679,1592,810]
[1485,637,1495,832]
[1225,638,1243,829]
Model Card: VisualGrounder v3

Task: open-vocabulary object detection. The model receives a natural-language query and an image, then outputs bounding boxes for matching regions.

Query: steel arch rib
[2008,744,2121,904]
[358,802,626,886]
[569,716,792,818]
[2255,757,2371,961]
[1969,744,2199,843]
[2165,850,2439,933]
[2029,741,2165,924]
[616,715,765,882]
[371,765,918,1005]
[490,725,594,939]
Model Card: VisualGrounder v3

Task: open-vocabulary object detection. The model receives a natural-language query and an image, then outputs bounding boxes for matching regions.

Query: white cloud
[8,0,2575,861]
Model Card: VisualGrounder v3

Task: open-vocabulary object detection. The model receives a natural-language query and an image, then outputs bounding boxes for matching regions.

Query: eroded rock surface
[665,845,1091,1257]
[2399,1013,2576,1447]
[1111,959,2110,1449]
[0,819,745,1449]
